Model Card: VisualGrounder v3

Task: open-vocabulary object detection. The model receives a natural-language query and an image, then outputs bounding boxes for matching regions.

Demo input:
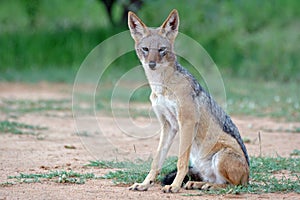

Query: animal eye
[158,47,167,52]
[141,47,149,52]
[159,47,167,56]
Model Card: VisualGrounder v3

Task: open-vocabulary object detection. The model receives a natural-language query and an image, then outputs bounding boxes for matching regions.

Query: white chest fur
[150,92,178,130]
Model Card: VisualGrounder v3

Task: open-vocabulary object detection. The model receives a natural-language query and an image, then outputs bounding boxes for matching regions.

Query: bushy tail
[161,167,202,186]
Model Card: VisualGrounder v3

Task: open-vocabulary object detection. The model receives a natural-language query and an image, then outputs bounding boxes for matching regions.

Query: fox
[127,9,249,193]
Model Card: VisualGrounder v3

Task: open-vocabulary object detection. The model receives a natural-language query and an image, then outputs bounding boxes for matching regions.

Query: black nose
[149,61,156,69]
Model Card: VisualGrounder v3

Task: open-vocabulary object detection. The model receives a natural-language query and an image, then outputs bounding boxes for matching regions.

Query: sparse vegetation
[0,120,47,135]
[0,99,71,114]
[89,156,300,194]
[3,154,299,194]
[6,171,97,185]
[89,157,177,185]
[88,79,299,123]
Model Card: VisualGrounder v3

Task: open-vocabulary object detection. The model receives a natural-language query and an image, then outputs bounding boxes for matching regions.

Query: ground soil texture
[0,83,299,200]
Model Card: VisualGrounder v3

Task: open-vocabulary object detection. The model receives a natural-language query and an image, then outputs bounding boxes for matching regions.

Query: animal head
[128,9,179,71]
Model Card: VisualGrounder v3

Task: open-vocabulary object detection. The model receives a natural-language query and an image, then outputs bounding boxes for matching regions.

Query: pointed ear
[128,11,149,42]
[159,9,179,41]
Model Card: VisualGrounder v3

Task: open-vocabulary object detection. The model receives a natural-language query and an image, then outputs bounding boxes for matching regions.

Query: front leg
[129,117,177,191]
[162,120,194,193]
[129,170,157,191]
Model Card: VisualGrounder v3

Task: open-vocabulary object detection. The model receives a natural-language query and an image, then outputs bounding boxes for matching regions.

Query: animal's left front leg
[162,121,194,193]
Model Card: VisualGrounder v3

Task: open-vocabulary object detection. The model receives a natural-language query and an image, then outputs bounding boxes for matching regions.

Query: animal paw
[201,183,213,190]
[129,183,149,191]
[161,185,180,193]
[184,181,206,190]
[183,181,194,190]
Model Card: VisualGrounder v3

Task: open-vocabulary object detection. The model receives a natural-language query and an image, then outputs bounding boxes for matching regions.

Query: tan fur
[128,9,249,193]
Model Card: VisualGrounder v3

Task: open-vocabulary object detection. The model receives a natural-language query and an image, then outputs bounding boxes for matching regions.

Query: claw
[183,181,194,190]
[161,185,180,193]
[201,183,212,191]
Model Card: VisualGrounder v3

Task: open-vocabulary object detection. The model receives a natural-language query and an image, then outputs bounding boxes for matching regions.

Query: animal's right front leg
[129,169,158,191]
[129,119,177,191]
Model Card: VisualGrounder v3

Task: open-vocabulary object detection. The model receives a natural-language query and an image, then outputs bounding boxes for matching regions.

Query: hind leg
[184,181,227,190]
[184,148,249,190]
[217,148,249,186]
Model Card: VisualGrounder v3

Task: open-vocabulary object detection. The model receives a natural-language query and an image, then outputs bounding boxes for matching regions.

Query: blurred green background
[0,0,299,82]
[0,0,299,121]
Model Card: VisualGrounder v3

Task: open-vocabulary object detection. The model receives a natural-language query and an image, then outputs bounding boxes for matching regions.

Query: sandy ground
[0,82,299,200]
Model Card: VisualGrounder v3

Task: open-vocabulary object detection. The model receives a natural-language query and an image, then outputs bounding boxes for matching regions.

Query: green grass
[0,0,300,83]
[1,68,77,83]
[95,157,177,185]
[86,159,147,169]
[0,0,108,32]
[87,158,153,184]
[0,99,71,115]
[290,149,300,156]
[224,78,300,121]
[88,156,300,194]
[4,155,299,193]
[0,28,116,73]
[0,120,47,135]
[7,170,97,185]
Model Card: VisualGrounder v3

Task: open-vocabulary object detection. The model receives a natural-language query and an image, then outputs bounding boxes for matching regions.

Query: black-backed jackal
[128,9,249,193]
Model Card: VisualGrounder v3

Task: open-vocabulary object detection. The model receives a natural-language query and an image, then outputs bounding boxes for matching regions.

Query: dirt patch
[0,82,299,200]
